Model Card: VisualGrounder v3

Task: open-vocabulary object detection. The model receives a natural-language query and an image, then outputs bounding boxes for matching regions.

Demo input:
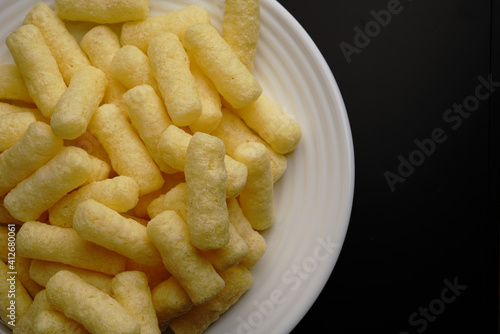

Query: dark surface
[276,1,500,333]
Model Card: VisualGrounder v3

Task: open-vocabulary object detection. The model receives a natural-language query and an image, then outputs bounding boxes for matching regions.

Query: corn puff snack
[49,175,139,228]
[0,112,36,151]
[222,0,260,73]
[147,210,225,306]
[16,221,126,276]
[183,23,262,109]
[4,146,93,222]
[23,2,90,85]
[89,103,164,196]
[55,0,149,24]
[51,65,107,140]
[152,277,192,331]
[73,199,162,267]
[0,260,32,329]
[185,132,230,250]
[233,142,274,230]
[6,24,66,118]
[45,270,141,334]
[112,271,161,334]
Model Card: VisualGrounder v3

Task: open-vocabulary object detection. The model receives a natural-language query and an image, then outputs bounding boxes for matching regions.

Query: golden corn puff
[0,64,33,103]
[121,5,211,53]
[227,198,266,268]
[6,24,67,118]
[188,52,222,134]
[204,224,248,272]
[32,309,89,334]
[133,188,166,219]
[89,103,164,195]
[4,146,93,222]
[0,112,36,151]
[73,199,162,267]
[183,23,262,109]
[0,102,42,119]
[55,0,149,24]
[0,201,21,225]
[152,276,193,331]
[51,65,106,140]
[147,210,225,306]
[158,125,247,197]
[45,270,141,334]
[231,94,302,154]
[0,260,32,329]
[149,32,201,127]
[66,130,112,168]
[112,271,161,334]
[212,109,287,183]
[185,132,230,251]
[123,85,177,173]
[222,0,260,73]
[16,221,126,276]
[80,25,129,118]
[29,260,113,296]
[23,2,90,85]
[49,175,139,228]
[233,142,274,230]
[169,264,254,334]
[0,122,62,197]
[111,46,160,95]
[125,259,171,290]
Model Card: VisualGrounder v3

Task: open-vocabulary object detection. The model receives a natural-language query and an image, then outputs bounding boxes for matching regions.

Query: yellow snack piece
[183,23,262,109]
[0,260,32,329]
[0,64,33,103]
[0,201,21,225]
[158,125,247,198]
[147,210,225,306]
[233,142,274,230]
[32,309,89,334]
[231,94,302,154]
[149,32,201,127]
[65,130,112,168]
[152,276,192,331]
[0,102,42,120]
[29,260,113,296]
[0,122,63,197]
[169,264,254,334]
[51,65,107,140]
[16,221,126,276]
[4,146,93,222]
[23,2,91,85]
[45,270,141,334]
[0,112,36,151]
[204,224,248,272]
[123,85,177,173]
[73,199,162,267]
[222,0,260,73]
[227,198,266,268]
[16,256,44,299]
[121,5,211,53]
[49,175,139,228]
[112,271,161,334]
[6,24,66,118]
[185,132,230,251]
[80,25,129,119]
[111,45,161,96]
[89,103,164,196]
[55,0,149,24]
[212,109,287,183]
[188,52,223,134]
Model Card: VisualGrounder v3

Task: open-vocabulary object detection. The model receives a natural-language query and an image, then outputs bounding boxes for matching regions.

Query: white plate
[0,0,354,333]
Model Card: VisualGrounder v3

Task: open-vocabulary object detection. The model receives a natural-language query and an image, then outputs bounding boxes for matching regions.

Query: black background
[275,1,500,333]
